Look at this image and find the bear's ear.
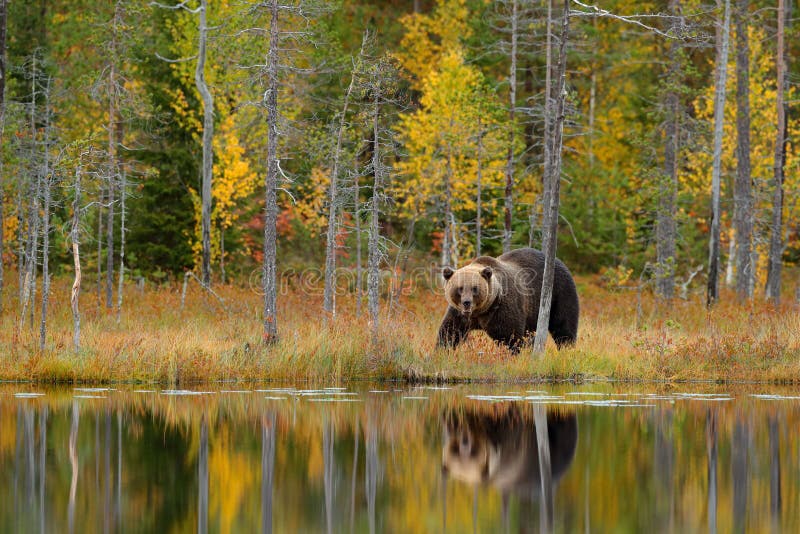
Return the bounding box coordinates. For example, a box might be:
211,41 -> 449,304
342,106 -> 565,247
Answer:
442,267 -> 454,281
480,267 -> 492,281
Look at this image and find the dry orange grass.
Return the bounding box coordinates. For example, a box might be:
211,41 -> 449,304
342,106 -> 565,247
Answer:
1,272 -> 799,383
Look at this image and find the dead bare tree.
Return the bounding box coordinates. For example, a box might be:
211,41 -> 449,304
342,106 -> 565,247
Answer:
363,54 -> 399,351
38,77 -> 54,350
116,165 -> 126,323
706,0 -> 731,308
324,32 -> 367,319
19,55 -> 44,335
71,166 -> 83,352
502,0 -> 518,253
765,0 -> 787,303
533,0 -> 570,355
262,0 -> 281,343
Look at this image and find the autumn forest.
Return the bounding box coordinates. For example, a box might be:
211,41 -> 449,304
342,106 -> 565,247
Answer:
0,0 -> 798,380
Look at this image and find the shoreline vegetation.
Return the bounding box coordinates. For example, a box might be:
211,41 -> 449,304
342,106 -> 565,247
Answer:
2,270 -> 799,385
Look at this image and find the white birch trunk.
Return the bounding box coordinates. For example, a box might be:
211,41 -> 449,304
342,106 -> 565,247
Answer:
706,0 -> 731,307
197,0 -> 214,287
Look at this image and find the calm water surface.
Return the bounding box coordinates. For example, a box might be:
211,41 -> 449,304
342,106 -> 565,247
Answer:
1,383 -> 799,533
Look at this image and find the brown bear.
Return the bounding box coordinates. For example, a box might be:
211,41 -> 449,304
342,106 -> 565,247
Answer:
437,247 -> 579,352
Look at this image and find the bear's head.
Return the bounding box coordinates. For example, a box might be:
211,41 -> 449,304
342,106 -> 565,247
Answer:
441,412 -> 499,484
442,263 -> 498,316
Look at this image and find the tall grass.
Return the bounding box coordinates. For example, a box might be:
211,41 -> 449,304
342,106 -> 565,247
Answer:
1,272 -> 799,383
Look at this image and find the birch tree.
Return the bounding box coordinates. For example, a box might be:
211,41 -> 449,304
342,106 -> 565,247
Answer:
765,0 -> 787,303
733,0 -> 752,301
706,0 -> 731,308
533,0 -> 569,355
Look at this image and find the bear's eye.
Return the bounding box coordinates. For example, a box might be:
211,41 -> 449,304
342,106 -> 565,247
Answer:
455,288 -> 462,296
472,286 -> 478,294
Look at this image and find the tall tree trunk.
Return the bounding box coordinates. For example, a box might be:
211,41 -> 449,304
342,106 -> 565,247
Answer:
39,85 -> 52,351
20,58 -> 41,333
262,0 -> 280,342
97,186 -> 103,307
0,0 -> 7,314
541,0 -> 553,242
656,0 -> 681,301
116,166 -> 126,323
503,0 -> 518,253
707,0 -> 731,308
355,172 -> 362,316
442,121 -> 454,267
367,83 -> 382,349
476,120 -> 484,256
734,0 -> 752,301
71,168 -> 82,352
765,0 -> 787,302
197,0 -> 214,287
106,3 -> 120,311
533,0 -> 569,355
324,34 -> 363,318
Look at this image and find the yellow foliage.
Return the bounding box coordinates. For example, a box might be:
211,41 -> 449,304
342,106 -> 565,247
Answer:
395,47 -> 512,253
191,113 -> 260,267
395,0 -> 473,90
292,167 -> 331,238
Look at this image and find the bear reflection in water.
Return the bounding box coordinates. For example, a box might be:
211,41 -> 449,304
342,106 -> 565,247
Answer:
441,404 -> 577,499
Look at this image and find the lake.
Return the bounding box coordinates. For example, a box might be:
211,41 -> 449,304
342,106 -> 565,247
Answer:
1,383 -> 797,532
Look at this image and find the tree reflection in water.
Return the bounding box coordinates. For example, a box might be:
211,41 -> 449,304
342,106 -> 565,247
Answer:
3,387 -> 800,532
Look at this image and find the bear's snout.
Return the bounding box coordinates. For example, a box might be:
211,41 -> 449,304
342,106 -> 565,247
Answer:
462,298 -> 472,311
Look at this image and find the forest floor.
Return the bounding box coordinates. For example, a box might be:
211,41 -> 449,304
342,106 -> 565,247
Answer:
1,272 -> 799,384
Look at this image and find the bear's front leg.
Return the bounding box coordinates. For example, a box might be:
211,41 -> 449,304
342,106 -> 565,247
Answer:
485,317 -> 527,354
437,307 -> 471,348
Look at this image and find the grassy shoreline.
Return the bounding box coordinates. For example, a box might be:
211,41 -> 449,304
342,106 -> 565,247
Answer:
2,273 -> 800,384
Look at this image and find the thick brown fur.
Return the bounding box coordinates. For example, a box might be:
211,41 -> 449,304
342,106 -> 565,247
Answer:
437,248 -> 579,352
